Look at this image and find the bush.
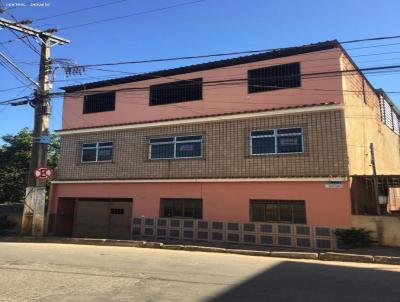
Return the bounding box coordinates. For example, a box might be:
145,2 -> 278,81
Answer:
334,228 -> 374,248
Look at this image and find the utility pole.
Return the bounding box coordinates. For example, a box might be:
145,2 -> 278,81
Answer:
0,17 -> 69,236
369,143 -> 382,215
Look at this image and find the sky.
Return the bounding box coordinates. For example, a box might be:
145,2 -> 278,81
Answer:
0,0 -> 400,138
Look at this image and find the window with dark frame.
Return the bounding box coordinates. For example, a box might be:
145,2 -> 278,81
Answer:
149,135 -> 202,159
251,127 -> 303,155
250,200 -> 306,224
83,92 -> 116,114
160,198 -> 203,219
149,78 -> 203,106
81,142 -> 113,162
248,62 -> 301,94
110,208 -> 124,215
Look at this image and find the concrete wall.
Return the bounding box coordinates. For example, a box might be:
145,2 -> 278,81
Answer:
352,215 -> 400,247
62,48 -> 343,130
340,54 -> 400,175
50,181 -> 352,228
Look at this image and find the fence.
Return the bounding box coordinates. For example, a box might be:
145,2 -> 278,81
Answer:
132,217 -> 338,250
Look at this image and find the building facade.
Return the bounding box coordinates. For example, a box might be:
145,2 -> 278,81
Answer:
48,40 -> 400,247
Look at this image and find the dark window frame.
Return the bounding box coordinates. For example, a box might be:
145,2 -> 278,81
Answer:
250,199 -> 307,224
250,127 -> 304,155
160,198 -> 203,219
248,62 -> 301,94
81,142 -> 113,163
83,92 -> 116,114
149,78 -> 203,106
149,135 -> 203,160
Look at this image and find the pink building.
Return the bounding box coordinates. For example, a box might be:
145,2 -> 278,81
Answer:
48,40 -> 400,249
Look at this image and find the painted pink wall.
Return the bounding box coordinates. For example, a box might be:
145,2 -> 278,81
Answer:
62,48 -> 343,130
50,180 -> 352,227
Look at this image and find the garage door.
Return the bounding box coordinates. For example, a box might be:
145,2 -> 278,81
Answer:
73,198 -> 132,239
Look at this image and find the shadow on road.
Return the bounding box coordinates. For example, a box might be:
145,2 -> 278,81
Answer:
208,261 -> 400,302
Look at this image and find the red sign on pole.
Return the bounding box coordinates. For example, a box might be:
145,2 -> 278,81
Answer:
34,167 -> 52,179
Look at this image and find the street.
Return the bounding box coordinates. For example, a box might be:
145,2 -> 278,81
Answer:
0,243 -> 399,301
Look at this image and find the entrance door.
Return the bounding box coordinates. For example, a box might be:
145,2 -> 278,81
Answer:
72,198 -> 132,239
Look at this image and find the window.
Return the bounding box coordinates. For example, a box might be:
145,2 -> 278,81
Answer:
83,92 -> 115,114
251,127 -> 303,155
149,78 -> 203,106
160,198 -> 202,219
150,135 -> 202,159
110,208 -> 124,215
248,62 -> 301,94
250,200 -> 306,224
81,142 -> 113,162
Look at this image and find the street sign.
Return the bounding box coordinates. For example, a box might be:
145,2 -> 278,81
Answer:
34,167 -> 52,179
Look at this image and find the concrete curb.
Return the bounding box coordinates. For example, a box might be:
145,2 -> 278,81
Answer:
1,236 -> 398,265
319,252 -> 374,263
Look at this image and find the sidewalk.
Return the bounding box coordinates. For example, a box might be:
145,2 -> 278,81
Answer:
1,236 -> 399,265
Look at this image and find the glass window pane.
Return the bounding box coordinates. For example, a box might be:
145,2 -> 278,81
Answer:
176,135 -> 202,142
98,142 -> 113,147
279,204 -> 293,223
82,143 -> 97,148
98,147 -> 113,161
251,203 -> 265,221
251,130 -> 274,137
277,128 -> 302,135
150,137 -> 174,143
265,203 -> 279,222
252,137 -> 275,154
277,135 -> 303,153
82,148 -> 97,162
151,144 -> 174,159
293,203 -> 307,224
176,142 -> 201,158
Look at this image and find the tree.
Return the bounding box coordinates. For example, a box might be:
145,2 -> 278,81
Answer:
0,128 -> 59,204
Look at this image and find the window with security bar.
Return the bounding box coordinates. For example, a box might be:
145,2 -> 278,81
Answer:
160,198 -> 203,219
248,62 -> 301,93
149,78 -> 203,106
250,200 -> 306,224
81,142 -> 113,162
149,135 -> 202,159
83,92 -> 115,114
250,127 -> 303,155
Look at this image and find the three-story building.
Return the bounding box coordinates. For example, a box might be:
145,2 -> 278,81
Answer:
48,40 -> 400,247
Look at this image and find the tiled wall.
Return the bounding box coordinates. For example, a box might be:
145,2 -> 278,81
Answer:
57,109 -> 348,180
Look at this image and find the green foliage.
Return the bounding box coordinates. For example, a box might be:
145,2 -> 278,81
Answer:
334,228 -> 374,248
0,128 -> 59,204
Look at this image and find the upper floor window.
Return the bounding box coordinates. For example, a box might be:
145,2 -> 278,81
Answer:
81,142 -> 113,163
149,135 -> 202,160
251,127 -> 303,155
160,198 -> 203,219
149,78 -> 203,106
248,62 -> 301,94
83,92 -> 115,114
250,199 -> 306,224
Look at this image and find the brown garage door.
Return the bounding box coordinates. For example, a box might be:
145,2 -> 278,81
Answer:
73,198 -> 132,239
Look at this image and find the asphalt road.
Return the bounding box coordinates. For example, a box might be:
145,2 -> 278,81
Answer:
0,243 -> 399,302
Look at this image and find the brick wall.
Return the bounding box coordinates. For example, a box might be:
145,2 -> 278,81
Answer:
57,109 -> 348,180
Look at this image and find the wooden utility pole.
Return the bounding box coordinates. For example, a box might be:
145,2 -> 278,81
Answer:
369,143 -> 382,215
0,17 -> 69,236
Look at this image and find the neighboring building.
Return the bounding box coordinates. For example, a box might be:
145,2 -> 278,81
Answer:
48,40 -> 400,248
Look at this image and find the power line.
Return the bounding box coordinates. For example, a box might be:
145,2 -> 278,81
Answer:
33,0 -> 130,22
57,0 -> 207,31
